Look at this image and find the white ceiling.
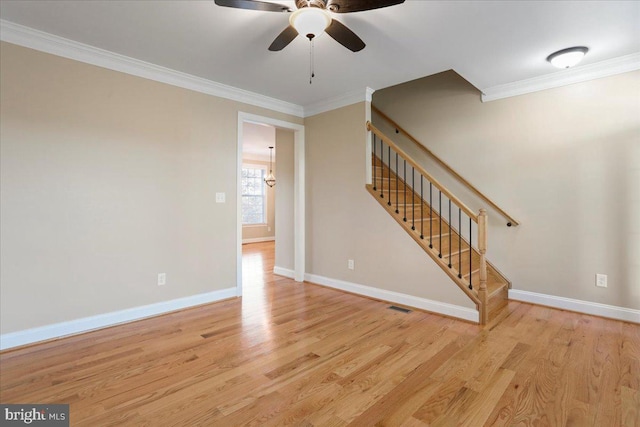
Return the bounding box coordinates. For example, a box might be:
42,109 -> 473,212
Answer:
243,122 -> 276,161
1,0 -> 638,109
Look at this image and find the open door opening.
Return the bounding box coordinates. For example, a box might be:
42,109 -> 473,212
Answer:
237,113 -> 305,297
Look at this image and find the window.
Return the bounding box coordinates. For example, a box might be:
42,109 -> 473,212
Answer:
242,166 -> 267,224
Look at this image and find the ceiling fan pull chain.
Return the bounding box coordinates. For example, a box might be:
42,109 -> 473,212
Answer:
309,38 -> 315,84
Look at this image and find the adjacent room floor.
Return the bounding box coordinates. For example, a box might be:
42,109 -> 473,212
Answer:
1,241 -> 638,426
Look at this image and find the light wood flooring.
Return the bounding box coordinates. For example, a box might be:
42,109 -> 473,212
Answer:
1,241 -> 638,426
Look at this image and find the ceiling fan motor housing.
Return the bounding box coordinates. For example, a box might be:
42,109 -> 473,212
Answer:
295,0 -> 328,10
216,0 -> 404,52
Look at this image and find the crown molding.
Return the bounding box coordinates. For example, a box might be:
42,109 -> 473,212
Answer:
365,87 -> 375,102
303,86 -> 375,117
0,19 -> 305,117
481,52 -> 640,102
5,19 -> 636,114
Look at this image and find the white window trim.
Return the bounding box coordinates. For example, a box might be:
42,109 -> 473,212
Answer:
241,163 -> 268,225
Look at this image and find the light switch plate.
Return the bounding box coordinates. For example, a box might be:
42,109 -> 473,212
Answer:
596,273 -> 607,288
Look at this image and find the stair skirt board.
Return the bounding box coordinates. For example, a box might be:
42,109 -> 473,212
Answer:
370,154 -> 511,324
304,273 -> 479,323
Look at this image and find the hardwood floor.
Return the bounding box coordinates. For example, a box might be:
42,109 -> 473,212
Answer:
1,241 -> 638,426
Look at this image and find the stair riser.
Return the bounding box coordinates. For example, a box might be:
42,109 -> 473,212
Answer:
373,171 -> 423,195
487,286 -> 509,321
374,166 -> 432,186
372,183 -> 403,192
393,210 -> 480,277
378,198 -> 436,217
444,251 -> 480,271
376,189 -> 423,202
398,211 -> 482,285
415,220 -> 454,237
378,188 -> 457,212
429,237 -> 469,258
388,212 -> 447,233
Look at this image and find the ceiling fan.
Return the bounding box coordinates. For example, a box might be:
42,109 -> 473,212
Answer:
214,0 -> 405,52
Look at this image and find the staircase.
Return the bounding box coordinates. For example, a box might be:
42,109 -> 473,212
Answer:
366,121 -> 511,324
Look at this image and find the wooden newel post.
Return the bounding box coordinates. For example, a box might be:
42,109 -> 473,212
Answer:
478,209 -> 488,324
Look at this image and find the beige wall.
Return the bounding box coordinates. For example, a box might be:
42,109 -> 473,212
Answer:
3,38 -> 636,337
0,42 -> 302,334
241,159 -> 276,241
373,70 -> 640,310
274,129 -> 295,270
305,102 -> 475,309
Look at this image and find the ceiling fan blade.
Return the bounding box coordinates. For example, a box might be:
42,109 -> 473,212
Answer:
214,0 -> 291,12
327,0 -> 404,13
325,19 -> 365,52
268,26 -> 299,51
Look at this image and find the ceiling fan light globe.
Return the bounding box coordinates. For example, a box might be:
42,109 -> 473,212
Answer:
290,8 -> 331,39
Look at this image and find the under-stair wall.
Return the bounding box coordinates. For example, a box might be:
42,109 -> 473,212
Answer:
372,69 -> 640,318
304,102 -> 479,319
371,111 -> 488,219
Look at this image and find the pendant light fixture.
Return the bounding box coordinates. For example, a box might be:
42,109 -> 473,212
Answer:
264,146 -> 276,188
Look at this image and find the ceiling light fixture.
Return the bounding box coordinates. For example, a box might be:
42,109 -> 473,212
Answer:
290,7 -> 331,40
264,146 -> 276,188
547,46 -> 589,69
289,7 -> 331,85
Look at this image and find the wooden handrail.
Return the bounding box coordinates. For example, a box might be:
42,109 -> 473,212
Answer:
372,106 -> 520,227
367,121 -> 478,223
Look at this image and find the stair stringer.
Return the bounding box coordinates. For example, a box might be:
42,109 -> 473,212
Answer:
364,184 -> 481,309
367,158 -> 510,323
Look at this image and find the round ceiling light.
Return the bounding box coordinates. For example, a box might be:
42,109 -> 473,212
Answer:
290,7 -> 331,40
547,46 -> 589,69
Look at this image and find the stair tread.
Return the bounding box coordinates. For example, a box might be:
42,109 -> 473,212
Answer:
487,280 -> 509,296
442,247 -> 472,257
463,268 -> 480,278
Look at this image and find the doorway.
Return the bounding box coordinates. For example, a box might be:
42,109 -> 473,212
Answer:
236,112 -> 305,297
240,122 -> 277,246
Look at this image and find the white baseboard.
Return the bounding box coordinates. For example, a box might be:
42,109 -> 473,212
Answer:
304,273 -> 479,323
0,287 -> 237,351
509,289 -> 640,324
242,237 -> 275,244
273,266 -> 295,279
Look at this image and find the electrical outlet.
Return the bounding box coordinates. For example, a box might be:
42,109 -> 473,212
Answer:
215,192 -> 225,203
596,273 -> 607,288
158,273 -> 167,286
348,259 -> 355,270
